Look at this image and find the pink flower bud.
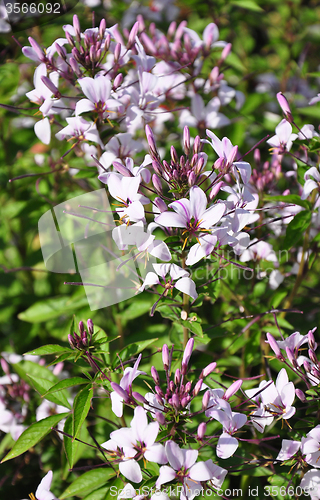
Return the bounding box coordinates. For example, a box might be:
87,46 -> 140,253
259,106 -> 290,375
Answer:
69,57 -> 82,77
167,21 -> 176,39
128,21 -> 139,47
181,338 -> 194,373
304,359 -> 311,373
172,393 -> 180,408
151,366 -> 160,385
55,43 -> 66,59
99,18 -> 106,39
308,330 -> 316,350
154,197 -> 167,213
114,43 -> 121,63
309,349 -> 318,365
0,358 -> 10,375
110,382 -> 129,402
156,394 -> 164,406
181,395 -> 190,407
169,380 -> 175,392
113,161 -> 132,177
197,422 -> 206,440
113,73 -> 123,90
152,174 -> 163,194
132,392 -> 146,404
188,171 -> 196,187
28,37 -> 45,61
155,385 -> 164,397
155,411 -> 165,425
224,379 -> 242,400
193,379 -> 203,396
183,126 -> 190,155
193,135 -> 201,155
162,344 -> 169,370
295,389 -> 306,403
73,15 -> 81,42
171,146 -> 178,164
226,145 -> 238,166
185,381 -> 192,393
209,181 -> 223,201
174,368 -> 181,385
202,362 -> 217,378
266,333 -> 284,361
202,390 -> 210,410
276,92 -> 293,123
286,347 -> 298,369
41,76 -> 60,98
79,321 -> 85,334
221,43 -> 232,62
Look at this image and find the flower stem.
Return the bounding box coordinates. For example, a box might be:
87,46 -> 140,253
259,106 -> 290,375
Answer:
182,292 -> 189,348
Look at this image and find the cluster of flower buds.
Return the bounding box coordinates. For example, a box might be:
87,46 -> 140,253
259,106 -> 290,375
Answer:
68,319 -> 94,351
149,339 -> 217,420
147,125 -> 208,195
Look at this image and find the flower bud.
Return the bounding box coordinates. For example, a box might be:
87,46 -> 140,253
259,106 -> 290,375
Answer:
66,31 -> 76,48
156,395 -> 164,406
154,197 -> 167,213
69,57 -> 82,77
73,15 -> 81,42
155,411 -> 165,425
202,390 -> 210,410
209,181 -> 223,201
295,388 -> 306,403
132,392 -> 146,404
41,76 -> 60,99
0,358 -> 9,375
113,161 -> 132,177
113,73 -> 123,90
28,37 -> 45,61
309,349 -> 318,365
90,45 -> 96,62
162,344 -> 169,370
266,333 -> 284,361
170,146 -> 178,165
184,381 -> 192,393
193,379 -> 203,396
99,18 -> 106,39
182,338 -> 194,373
169,380 -> 175,392
152,174 -> 163,194
276,92 -> 293,124
201,362 -> 217,378
308,329 -> 316,350
172,393 -> 180,408
79,321 -> 85,334
224,379 -> 242,400
114,43 -> 121,63
155,385 -> 164,397
55,43 -> 66,59
286,347 -> 298,369
151,366 -> 160,385
193,135 -> 201,155
181,395 -> 190,407
188,171 -> 196,187
128,21 -> 139,47
197,422 -> 206,440
304,359 -> 311,373
221,43 -> 232,62
183,126 -> 190,155
110,382 -> 129,402
81,330 -> 88,347
174,368 -> 181,385
87,319 -> 94,337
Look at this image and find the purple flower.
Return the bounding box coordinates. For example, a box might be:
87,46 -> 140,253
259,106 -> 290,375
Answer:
110,354 -> 145,417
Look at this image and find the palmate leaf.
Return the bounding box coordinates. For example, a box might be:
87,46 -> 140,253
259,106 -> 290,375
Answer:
1,413 -> 69,463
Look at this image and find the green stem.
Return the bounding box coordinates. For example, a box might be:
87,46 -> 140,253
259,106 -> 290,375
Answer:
182,293 -> 190,348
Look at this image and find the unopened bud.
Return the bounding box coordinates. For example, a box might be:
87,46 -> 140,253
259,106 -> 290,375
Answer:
132,392 -> 146,404
79,321 -> 85,334
295,388 -> 306,403
90,45 -> 96,62
193,378 -> 203,396
81,330 -> 88,347
154,197 -> 167,213
169,380 -> 175,392
28,37 -> 45,61
66,32 -> 75,48
162,344 -> 169,370
193,136 -> 201,155
68,333 -> 77,349
128,21 -> 139,47
304,359 -> 311,373
151,366 -> 160,385
182,338 -> 194,372
174,368 -> 181,385
152,174 -> 163,194
110,382 -> 129,402
266,333 -> 284,361
188,171 -> 196,187
114,43 -> 121,63
113,161 -> 132,177
309,349 -> 318,365
221,43 -> 232,62
181,395 -> 190,408
87,319 -> 94,336
197,422 -> 206,440
0,358 -> 9,375
183,126 -> 190,155
172,393 -> 180,408
209,181 -> 223,201
41,76 -> 60,98
73,15 -> 81,42
113,73 -> 123,90
155,411 -> 165,425
308,330 -> 316,350
202,390 -> 210,410
286,347 -> 298,369
276,92 -> 293,124
55,43 -> 66,59
201,362 -> 217,378
99,18 -> 106,39
224,379 -> 242,400
156,394 -> 164,406
185,381 -> 192,393
170,146 -> 178,164
69,57 -> 82,77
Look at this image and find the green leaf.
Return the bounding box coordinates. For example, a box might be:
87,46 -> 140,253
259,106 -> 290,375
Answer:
18,295 -> 88,323
63,414 -> 79,469
230,0 -> 263,11
72,385 -> 93,440
83,487 -> 109,500
12,360 -> 58,384
60,468 -> 115,499
264,194 -> 311,209
1,413 -> 69,462
283,210 -> 311,250
119,295 -> 154,321
27,375 -> 71,409
24,344 -> 72,356
116,339 -> 158,364
45,377 -> 90,396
